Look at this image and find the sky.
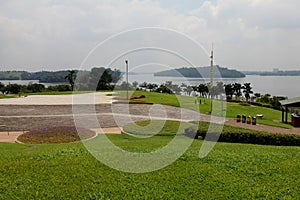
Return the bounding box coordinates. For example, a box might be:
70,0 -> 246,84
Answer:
0,0 -> 300,72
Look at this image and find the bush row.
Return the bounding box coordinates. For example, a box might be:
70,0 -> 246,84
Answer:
185,123 -> 300,146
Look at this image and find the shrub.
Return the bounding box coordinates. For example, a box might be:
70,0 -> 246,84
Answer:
184,127 -> 198,139
185,122 -> 300,146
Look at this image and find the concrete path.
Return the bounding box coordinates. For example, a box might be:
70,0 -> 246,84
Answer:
0,131 -> 23,143
0,92 -> 114,105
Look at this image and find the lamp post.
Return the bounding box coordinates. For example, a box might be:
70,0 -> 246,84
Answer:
125,60 -> 129,100
210,44 -> 214,114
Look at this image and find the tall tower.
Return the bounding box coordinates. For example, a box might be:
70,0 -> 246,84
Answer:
210,43 -> 214,90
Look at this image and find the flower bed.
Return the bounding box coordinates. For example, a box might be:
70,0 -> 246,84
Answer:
17,126 -> 96,144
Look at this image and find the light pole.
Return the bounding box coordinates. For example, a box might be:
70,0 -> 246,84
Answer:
125,60 -> 129,100
210,44 -> 214,114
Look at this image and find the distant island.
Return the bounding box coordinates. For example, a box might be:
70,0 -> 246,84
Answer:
154,65 -> 245,78
0,68 -> 121,83
242,69 -> 300,76
0,70 -> 71,83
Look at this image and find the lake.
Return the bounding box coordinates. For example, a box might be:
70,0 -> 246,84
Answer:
123,74 -> 300,98
0,80 -> 66,87
1,75 -> 299,98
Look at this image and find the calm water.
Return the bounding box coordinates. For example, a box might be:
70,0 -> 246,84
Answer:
0,80 -> 65,87
124,74 -> 300,98
1,75 -> 300,98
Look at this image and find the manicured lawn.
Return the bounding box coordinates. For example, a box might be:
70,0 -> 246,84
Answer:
0,136 -> 299,199
0,94 -> 18,99
114,91 -> 293,128
123,120 -> 195,136
226,102 -> 291,128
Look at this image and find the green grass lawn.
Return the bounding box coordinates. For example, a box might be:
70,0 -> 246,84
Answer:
114,91 -> 293,129
123,120 -> 195,136
0,95 -> 18,99
0,136 -> 299,199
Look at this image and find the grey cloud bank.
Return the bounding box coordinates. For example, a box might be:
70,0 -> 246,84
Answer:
0,0 -> 299,72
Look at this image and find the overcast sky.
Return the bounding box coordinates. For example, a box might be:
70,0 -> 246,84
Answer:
0,0 -> 300,72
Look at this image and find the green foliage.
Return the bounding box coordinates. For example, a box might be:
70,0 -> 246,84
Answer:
0,82 -> 5,93
123,120 -> 195,136
125,91 -> 292,128
242,83 -> 253,101
154,65 -> 245,78
0,136 -> 299,199
185,121 -> 300,146
89,67 -> 113,90
0,68 -> 122,85
5,83 -> 23,94
64,70 -> 77,90
155,85 -> 173,94
0,71 -> 22,80
27,83 -> 45,93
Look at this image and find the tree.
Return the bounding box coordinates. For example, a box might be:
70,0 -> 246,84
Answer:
197,84 -> 208,98
242,83 -> 253,101
258,93 -> 271,104
183,85 -> 193,96
146,83 -> 158,91
6,84 -> 22,94
0,82 -> 5,94
89,67 -> 113,90
224,83 -> 234,100
110,68 -> 122,83
65,70 -> 77,90
155,85 -> 173,94
27,83 -> 45,93
132,81 -> 138,88
171,84 -> 181,94
233,83 -> 242,100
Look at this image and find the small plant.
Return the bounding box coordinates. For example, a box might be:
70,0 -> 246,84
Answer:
185,122 -> 300,146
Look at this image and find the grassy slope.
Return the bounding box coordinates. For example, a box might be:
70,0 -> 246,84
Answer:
0,136 -> 299,199
123,120 -> 195,136
121,91 -> 292,129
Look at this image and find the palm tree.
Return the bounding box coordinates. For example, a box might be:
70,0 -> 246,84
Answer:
65,70 -> 77,90
242,83 -> 253,101
233,83 -> 242,100
197,84 -> 208,98
224,83 -> 234,100
186,85 -> 193,96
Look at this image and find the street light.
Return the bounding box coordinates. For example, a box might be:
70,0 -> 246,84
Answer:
125,60 -> 129,100
210,44 -> 214,114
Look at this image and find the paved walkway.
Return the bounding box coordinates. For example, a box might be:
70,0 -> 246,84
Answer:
0,92 -> 115,105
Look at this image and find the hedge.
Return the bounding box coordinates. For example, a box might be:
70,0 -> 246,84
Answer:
184,123 -> 300,146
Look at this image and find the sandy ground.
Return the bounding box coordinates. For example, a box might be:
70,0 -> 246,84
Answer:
0,92 -> 114,105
